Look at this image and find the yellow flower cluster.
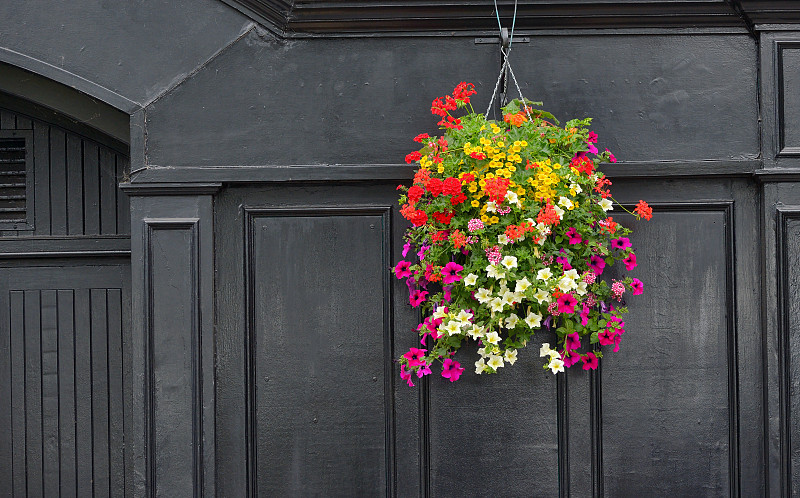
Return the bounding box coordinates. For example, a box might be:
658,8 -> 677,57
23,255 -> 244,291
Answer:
526,159 -> 561,201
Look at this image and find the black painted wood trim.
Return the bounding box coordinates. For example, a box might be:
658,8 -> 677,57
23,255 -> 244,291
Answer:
0,236 -> 130,256
128,160 -> 761,184
775,205 -> 800,498
242,205 -> 397,497
120,182 -> 222,196
775,41 -> 800,158
222,0 -> 753,37
143,218 -> 203,497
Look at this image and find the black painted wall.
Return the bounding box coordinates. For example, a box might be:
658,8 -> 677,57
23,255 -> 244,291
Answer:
2,1 -> 800,496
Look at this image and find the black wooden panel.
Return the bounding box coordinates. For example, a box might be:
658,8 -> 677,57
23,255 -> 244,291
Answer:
0,104 -> 130,237
778,43 -> 800,157
246,209 -> 391,495
0,263 -> 129,497
602,205 -> 734,495
145,220 -> 202,497
427,341 -> 560,497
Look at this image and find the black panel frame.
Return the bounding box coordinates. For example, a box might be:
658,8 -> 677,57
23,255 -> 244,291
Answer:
0,130 -> 33,231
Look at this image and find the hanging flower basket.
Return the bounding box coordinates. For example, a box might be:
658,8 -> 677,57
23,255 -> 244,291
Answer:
395,82 -> 653,385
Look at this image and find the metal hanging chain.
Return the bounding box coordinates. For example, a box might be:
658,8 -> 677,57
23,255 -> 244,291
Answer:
484,0 -> 532,121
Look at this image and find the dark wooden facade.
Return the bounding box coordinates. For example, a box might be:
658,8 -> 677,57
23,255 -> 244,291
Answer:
1,1 -> 799,496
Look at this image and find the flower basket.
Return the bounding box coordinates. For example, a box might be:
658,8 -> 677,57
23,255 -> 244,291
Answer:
395,82 -> 652,385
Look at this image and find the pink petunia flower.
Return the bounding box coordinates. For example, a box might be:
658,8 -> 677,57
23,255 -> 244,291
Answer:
588,255 -> 606,275
443,286 -> 453,302
587,142 -> 598,154
566,227 -> 583,245
598,329 -> 616,347
400,364 -> 415,387
558,294 -> 578,315
587,131 -> 598,143
441,262 -> 464,285
403,347 -> 427,367
605,149 -> 617,163
395,260 -> 412,279
581,352 -> 599,370
631,278 -> 644,295
562,350 -> 581,367
416,364 -> 432,378
580,304 -> 591,326
624,252 -> 637,271
409,289 -> 428,307
441,358 -> 464,382
611,237 -> 632,251
565,331 -> 581,351
402,242 -> 412,258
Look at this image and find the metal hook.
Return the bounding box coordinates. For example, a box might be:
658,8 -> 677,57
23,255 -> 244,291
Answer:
499,27 -> 510,108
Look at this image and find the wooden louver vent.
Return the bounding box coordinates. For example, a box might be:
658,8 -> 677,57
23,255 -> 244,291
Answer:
0,137 -> 27,224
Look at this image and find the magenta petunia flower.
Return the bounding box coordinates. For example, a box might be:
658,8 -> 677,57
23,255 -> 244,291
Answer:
587,142 -> 598,154
402,242 -> 412,258
597,329 -> 616,347
556,255 -> 572,270
605,149 -> 617,163
395,260 -> 412,279
443,286 -> 452,302
400,364 -> 415,387
441,262 -> 464,285
623,252 -> 637,271
611,237 -> 632,251
587,131 -> 598,143
562,350 -> 581,367
417,244 -> 430,260
566,227 -> 583,245
409,289 -> 428,307
416,364 -> 432,378
558,294 -> 578,314
441,358 -> 464,382
631,278 -> 644,295
403,347 -> 427,367
564,331 -> 581,351
581,352 -> 599,370
588,255 -> 606,275
580,304 -> 590,326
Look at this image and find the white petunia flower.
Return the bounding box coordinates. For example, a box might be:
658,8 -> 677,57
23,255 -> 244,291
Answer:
558,276 -> 577,292
525,312 -> 543,329
515,277 -> 532,293
502,290 -> 516,306
512,291 -> 525,302
455,310 -> 473,323
537,268 -> 552,281
576,281 -> 588,296
505,191 -> 519,204
497,234 -> 510,245
504,349 -> 518,365
558,196 -> 573,210
548,358 -> 565,374
475,288 -> 492,303
468,324 -> 484,340
569,183 -> 583,195
477,347 -> 488,358
599,198 -> 613,212
564,269 -> 579,281
485,331 -> 501,345
486,264 -> 505,279
445,320 -> 462,336
433,306 -> 449,320
533,289 -> 551,304
501,255 -> 518,270
540,343 -> 553,357
504,314 -> 520,329
489,298 -> 505,313
485,201 -> 498,213
475,358 -> 487,374
487,355 -> 505,370
464,273 -> 478,286
553,205 -> 565,219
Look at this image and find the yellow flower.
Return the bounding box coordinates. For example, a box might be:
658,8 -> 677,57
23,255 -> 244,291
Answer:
481,214 -> 489,222
468,184 -> 478,193
520,140 -> 528,147
437,165 -> 445,174
497,141 -> 505,148
490,216 -> 500,224
471,200 -> 480,207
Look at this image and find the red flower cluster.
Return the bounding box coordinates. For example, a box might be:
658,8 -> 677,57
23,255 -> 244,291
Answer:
400,203 -> 427,226
634,200 -> 653,220
504,221 -> 535,242
405,151 -> 422,164
594,175 -> 612,198
431,95 -> 457,117
571,156 -> 595,176
413,133 -> 431,143
407,185 -> 424,203
483,177 -> 511,203
452,82 -> 476,103
537,202 -> 561,226
432,210 -> 454,225
450,229 -> 467,249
